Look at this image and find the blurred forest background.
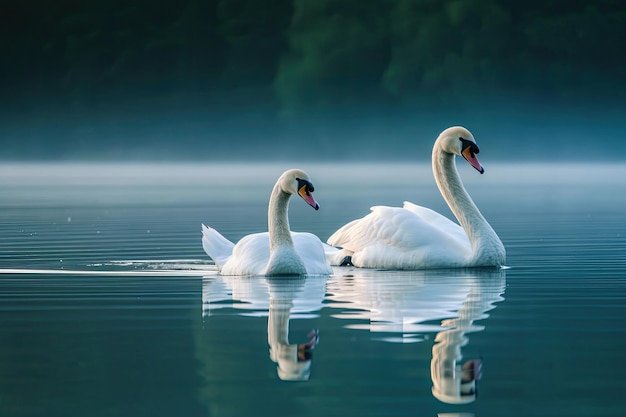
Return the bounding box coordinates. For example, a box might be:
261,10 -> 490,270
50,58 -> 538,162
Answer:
1,0 -> 624,160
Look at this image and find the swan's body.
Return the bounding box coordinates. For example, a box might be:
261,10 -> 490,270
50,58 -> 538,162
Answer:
327,126 -> 505,269
202,169 -> 332,276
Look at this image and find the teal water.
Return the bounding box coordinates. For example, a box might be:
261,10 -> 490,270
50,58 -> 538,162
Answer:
1,162 -> 625,417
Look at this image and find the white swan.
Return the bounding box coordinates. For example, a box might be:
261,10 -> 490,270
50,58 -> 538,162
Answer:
202,169 -> 333,276
326,126 -> 505,269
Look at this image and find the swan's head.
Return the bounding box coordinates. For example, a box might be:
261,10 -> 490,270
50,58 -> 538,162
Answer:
437,126 -> 484,174
280,169 -> 320,210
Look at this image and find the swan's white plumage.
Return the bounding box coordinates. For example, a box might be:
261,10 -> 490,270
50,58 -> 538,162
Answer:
327,126 -> 505,269
202,228 -> 332,276
201,225 -> 235,267
327,202 -> 471,269
202,169 -> 332,276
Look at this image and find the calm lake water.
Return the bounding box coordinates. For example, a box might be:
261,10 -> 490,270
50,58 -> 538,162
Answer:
1,162 -> 625,417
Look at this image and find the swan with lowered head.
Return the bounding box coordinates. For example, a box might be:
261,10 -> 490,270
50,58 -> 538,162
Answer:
326,126 -> 505,269
202,169 -> 333,276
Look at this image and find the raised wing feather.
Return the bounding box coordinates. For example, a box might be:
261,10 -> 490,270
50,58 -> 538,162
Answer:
202,224 -> 236,269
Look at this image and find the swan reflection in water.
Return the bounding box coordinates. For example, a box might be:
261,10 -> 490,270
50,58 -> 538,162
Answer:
202,274 -> 328,381
326,267 -> 506,404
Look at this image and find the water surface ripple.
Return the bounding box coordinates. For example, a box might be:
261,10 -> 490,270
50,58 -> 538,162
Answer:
1,162 -> 625,417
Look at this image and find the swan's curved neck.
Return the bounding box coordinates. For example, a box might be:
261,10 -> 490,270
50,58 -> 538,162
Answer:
432,144 -> 502,264
268,183 -> 294,250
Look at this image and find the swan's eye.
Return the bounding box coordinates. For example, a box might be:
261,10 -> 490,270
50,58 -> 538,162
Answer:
296,178 -> 314,196
459,138 -> 480,156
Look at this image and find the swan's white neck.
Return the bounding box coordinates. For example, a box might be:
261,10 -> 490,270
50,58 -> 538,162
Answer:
266,182 -> 306,275
268,183 -> 294,250
432,144 -> 504,266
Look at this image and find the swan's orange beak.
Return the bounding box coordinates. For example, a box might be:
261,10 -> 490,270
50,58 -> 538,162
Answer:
462,146 -> 485,174
298,184 -> 319,210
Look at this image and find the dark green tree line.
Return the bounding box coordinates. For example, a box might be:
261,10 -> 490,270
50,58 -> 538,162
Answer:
2,0 -> 625,113
0,0 -> 624,158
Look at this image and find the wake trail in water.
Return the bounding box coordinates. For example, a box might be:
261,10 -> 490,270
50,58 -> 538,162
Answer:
0,259 -> 218,276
